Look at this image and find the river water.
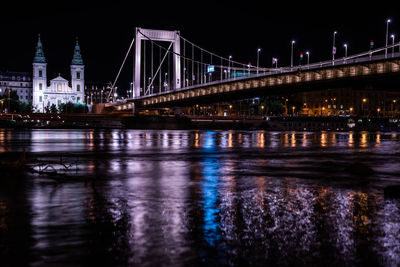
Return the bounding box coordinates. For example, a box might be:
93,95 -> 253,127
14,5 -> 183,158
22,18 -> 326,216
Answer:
0,129 -> 400,266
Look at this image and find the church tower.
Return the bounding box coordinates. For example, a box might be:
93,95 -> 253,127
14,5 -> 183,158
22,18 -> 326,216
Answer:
70,38 -> 84,104
32,34 -> 47,112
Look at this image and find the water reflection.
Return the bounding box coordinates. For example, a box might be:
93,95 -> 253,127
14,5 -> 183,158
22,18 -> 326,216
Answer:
0,129 -> 400,266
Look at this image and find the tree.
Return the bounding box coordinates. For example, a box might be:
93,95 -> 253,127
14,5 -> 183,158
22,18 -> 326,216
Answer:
50,104 -> 58,114
58,103 -> 66,114
44,105 -> 51,113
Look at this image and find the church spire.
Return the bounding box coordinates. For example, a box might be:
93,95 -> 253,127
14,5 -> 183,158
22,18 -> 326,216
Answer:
33,34 -> 46,63
71,37 -> 83,65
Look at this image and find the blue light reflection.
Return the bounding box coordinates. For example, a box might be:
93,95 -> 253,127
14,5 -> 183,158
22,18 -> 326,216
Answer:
200,132 -> 221,247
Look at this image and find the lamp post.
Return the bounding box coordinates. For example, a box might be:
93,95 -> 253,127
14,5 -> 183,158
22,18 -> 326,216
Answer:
291,40 -> 295,70
164,72 -> 168,91
285,98 -> 288,116
305,51 -> 310,69
130,82 -> 133,98
332,31 -> 337,65
256,48 -> 261,74
272,57 -> 278,68
343,43 -> 348,63
393,99 -> 397,116
228,55 -> 232,79
391,34 -> 395,57
386,19 -> 391,58
362,98 -> 367,116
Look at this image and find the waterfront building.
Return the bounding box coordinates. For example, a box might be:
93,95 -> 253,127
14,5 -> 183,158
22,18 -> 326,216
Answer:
293,88 -> 400,117
32,35 -> 85,112
0,71 -> 33,102
84,82 -> 112,104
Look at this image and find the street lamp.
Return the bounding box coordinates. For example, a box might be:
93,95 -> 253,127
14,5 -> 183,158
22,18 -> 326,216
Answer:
256,48 -> 261,74
228,55 -> 232,79
391,34 -> 395,57
332,31 -> 338,65
362,98 -> 367,116
272,57 -> 278,68
291,40 -> 295,70
305,51 -> 310,68
386,19 -> 391,58
343,43 -> 348,62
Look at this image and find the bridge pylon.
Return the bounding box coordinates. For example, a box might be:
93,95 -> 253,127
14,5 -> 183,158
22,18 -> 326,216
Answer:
134,27 -> 181,98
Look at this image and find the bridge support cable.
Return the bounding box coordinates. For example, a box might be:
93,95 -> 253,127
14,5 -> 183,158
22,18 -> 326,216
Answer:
151,41 -> 154,94
200,49 -> 203,84
108,36 -> 135,102
146,42 -> 173,95
143,40 -> 146,95
159,46 -> 162,92
192,44 -> 194,86
183,39 -> 185,87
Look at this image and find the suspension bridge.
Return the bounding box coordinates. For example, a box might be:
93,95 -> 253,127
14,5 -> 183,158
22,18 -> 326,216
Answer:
108,27 -> 400,112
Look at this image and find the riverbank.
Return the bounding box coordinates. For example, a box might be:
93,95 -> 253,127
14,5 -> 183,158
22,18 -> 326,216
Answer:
122,115 -> 400,131
1,113 -> 400,131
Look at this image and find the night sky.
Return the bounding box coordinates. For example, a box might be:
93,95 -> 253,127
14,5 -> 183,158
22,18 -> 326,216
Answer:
0,0 -> 395,92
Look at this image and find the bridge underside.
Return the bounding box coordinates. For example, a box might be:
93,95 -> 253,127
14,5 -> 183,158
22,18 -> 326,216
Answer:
115,58 -> 400,110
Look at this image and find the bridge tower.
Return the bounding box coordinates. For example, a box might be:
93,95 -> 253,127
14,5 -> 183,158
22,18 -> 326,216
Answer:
134,27 -> 181,98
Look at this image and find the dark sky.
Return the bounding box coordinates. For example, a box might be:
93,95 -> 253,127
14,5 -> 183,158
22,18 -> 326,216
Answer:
0,0 -> 396,91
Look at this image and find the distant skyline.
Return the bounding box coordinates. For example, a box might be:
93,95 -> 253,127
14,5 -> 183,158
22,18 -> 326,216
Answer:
0,0 -> 396,92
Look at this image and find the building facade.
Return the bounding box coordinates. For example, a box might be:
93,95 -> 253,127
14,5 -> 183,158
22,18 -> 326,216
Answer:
0,71 -> 33,102
84,82 -> 112,105
32,35 -> 85,112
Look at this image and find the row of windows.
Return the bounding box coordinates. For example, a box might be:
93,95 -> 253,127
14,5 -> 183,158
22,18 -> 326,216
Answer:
38,83 -> 80,91
0,82 -> 31,87
39,96 -> 81,103
0,75 -> 31,81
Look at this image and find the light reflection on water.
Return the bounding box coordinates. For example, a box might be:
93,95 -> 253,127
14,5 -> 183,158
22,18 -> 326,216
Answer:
0,129 -> 400,266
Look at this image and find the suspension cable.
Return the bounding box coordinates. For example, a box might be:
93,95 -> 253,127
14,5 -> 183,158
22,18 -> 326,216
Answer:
108,36 -> 135,102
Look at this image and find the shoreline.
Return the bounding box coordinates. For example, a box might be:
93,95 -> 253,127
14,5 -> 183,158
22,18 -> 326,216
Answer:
0,114 -> 399,132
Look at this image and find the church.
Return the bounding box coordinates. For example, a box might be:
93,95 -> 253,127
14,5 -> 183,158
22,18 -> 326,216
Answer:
32,35 -> 85,112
